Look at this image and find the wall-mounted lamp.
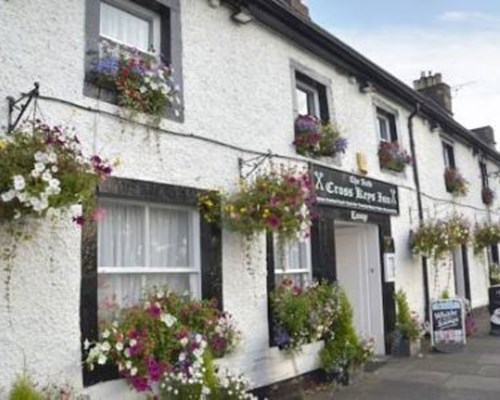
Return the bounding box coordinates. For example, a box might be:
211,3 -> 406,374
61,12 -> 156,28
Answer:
232,7 -> 253,24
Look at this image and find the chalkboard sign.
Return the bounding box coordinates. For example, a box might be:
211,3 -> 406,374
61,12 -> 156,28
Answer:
430,299 -> 466,353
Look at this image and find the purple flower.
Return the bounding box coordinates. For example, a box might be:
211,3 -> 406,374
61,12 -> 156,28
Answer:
130,376 -> 149,392
92,56 -> 120,77
147,357 -> 162,381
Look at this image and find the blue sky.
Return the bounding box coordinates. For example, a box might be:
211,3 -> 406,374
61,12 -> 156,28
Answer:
304,1 -> 500,136
307,0 -> 500,31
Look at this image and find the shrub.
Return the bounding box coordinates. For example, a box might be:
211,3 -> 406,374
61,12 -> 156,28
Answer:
378,141 -> 411,172
394,290 -> 420,341
444,167 -> 468,196
293,115 -> 347,157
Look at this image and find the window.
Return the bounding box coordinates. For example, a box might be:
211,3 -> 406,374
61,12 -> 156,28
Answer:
81,178 -> 221,387
376,107 -> 397,142
274,237 -> 312,288
442,141 -> 456,169
296,81 -> 320,117
480,161 -> 489,188
84,0 -> 183,121
294,71 -> 329,120
100,0 -> 161,53
97,199 -> 200,318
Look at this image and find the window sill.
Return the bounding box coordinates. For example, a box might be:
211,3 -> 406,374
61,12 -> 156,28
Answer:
83,79 -> 184,123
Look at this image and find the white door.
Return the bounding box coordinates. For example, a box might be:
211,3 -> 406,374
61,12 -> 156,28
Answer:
335,222 -> 385,355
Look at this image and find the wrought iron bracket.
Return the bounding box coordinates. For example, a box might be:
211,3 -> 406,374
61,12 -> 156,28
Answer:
6,82 -> 40,133
238,150 -> 273,180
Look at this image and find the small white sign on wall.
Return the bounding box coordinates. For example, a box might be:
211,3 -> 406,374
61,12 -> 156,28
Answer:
384,253 -> 396,282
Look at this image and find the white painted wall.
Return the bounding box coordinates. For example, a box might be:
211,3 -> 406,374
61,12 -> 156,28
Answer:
0,0 -> 498,396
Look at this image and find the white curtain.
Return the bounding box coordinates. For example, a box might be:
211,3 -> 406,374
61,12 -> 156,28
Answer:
97,202 -> 194,318
100,2 -> 150,51
149,208 -> 189,267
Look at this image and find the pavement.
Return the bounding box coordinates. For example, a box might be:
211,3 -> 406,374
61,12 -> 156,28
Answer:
305,334 -> 500,400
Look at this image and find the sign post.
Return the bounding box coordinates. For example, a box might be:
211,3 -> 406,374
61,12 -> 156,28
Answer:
430,298 -> 466,353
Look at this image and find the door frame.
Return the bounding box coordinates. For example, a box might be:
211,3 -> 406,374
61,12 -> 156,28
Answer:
312,205 -> 396,355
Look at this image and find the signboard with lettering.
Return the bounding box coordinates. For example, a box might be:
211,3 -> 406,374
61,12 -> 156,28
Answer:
312,165 -> 399,215
430,299 -> 466,353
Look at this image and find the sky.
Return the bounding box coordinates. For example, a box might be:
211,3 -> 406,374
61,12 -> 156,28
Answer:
305,0 -> 500,137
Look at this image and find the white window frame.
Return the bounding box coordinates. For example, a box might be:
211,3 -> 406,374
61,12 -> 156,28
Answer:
442,140 -> 455,169
377,112 -> 391,143
274,237 -> 312,287
97,198 -> 202,299
296,80 -> 320,117
99,0 -> 161,55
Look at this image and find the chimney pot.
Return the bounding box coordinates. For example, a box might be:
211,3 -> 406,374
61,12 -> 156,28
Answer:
413,71 -> 453,114
471,126 -> 496,148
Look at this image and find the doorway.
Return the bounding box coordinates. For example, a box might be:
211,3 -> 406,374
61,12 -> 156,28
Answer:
334,221 -> 385,355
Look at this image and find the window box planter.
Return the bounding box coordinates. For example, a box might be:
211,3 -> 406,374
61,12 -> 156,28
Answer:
89,39 -> 181,118
444,167 -> 468,196
293,115 -> 347,158
391,330 -> 421,357
482,187 -> 495,206
378,141 -> 411,173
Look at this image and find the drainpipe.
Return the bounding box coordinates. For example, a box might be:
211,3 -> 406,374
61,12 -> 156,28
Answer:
407,103 -> 430,321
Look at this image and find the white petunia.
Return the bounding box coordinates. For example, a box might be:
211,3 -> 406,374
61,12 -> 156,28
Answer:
1,190 -> 16,202
41,170 -> 52,182
115,342 -> 124,351
31,169 -> 41,178
102,329 -> 110,339
129,338 -> 137,347
47,152 -> 57,163
125,360 -> 132,370
178,352 -> 186,362
101,342 -> 111,352
34,151 -> 48,163
16,192 -> 28,203
161,313 -> 177,328
34,162 -> 45,173
124,348 -> 131,358
130,367 -> 138,376
180,337 -> 189,347
13,175 -> 26,191
83,339 -> 91,350
51,166 -> 58,173
97,353 -> 107,365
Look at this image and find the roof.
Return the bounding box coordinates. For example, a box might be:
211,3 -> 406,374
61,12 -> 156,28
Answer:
225,0 -> 500,163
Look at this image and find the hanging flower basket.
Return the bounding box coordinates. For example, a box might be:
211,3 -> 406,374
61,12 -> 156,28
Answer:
444,167 -> 468,196
482,187 -> 495,206
90,39 -> 181,118
198,168 -> 316,240
0,122 -> 113,224
293,115 -> 347,158
473,222 -> 500,255
411,214 -> 470,260
378,141 -> 411,172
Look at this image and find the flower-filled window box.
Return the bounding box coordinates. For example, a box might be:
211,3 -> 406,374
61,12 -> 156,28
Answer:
378,141 -> 411,173
482,186 -> 495,206
89,39 -> 181,118
198,168 -> 316,240
85,288 -> 253,398
293,115 -> 347,158
444,167 -> 468,196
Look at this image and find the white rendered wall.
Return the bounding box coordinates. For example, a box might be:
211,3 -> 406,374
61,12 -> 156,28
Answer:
0,0 -> 498,396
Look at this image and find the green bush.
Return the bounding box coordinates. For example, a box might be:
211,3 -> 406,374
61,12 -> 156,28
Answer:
8,374 -> 43,400
394,290 -> 420,341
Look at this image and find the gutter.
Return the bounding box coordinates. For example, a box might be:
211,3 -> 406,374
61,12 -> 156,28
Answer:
231,0 -> 500,164
408,103 -> 430,321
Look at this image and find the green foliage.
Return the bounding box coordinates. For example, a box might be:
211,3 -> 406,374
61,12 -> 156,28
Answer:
394,290 -> 420,341
319,289 -> 373,373
271,280 -> 338,350
8,374 -> 43,400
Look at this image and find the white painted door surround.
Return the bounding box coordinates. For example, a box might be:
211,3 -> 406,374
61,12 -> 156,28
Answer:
335,221 -> 385,355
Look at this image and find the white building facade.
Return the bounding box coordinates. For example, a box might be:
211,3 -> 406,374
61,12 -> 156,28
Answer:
0,0 -> 499,398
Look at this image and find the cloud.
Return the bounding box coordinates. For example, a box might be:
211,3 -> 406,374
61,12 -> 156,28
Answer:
438,11 -> 493,22
331,27 -> 500,138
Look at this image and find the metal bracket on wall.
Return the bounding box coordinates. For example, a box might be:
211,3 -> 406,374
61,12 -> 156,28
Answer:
6,82 -> 40,134
238,150 -> 273,180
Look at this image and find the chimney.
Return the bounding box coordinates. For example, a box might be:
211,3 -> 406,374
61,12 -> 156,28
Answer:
471,126 -> 496,148
283,0 -> 310,19
413,71 -> 453,114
